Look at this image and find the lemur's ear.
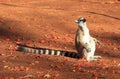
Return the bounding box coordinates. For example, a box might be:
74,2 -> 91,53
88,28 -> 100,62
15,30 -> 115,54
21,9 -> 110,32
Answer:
82,18 -> 86,22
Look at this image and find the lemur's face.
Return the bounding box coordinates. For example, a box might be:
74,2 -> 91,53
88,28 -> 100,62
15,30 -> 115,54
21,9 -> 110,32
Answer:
74,17 -> 86,26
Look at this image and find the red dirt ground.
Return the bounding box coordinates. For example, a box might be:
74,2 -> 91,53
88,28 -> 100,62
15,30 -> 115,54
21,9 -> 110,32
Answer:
0,0 -> 120,79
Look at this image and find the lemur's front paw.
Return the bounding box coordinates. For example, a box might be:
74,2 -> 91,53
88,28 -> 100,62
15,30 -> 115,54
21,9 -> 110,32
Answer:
86,48 -> 91,53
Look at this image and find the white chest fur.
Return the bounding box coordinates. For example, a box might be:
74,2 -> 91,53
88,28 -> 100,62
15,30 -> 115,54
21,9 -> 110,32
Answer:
77,29 -> 90,44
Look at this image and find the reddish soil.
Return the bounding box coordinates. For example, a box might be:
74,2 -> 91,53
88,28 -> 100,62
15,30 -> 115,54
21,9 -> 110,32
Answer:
0,0 -> 120,79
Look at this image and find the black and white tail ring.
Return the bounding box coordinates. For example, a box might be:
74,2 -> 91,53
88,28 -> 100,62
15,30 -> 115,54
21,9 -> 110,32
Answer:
17,44 -> 80,59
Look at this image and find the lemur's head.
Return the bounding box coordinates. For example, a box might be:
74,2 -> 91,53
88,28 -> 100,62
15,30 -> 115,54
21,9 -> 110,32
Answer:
74,17 -> 86,27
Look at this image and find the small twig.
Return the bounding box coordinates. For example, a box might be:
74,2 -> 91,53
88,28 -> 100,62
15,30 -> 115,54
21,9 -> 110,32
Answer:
20,74 -> 33,79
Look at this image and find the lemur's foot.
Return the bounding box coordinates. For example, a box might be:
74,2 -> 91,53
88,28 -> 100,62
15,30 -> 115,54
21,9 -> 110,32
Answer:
87,56 -> 102,61
93,56 -> 102,59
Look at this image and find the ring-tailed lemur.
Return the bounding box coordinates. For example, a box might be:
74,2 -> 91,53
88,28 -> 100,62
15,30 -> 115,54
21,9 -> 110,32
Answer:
75,17 -> 101,61
17,44 -> 80,58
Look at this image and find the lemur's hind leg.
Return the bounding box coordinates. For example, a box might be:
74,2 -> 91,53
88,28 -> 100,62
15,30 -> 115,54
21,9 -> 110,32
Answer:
82,49 -> 101,61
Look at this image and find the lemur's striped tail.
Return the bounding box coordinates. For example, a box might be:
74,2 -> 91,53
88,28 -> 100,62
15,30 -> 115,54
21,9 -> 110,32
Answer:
17,44 -> 80,59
